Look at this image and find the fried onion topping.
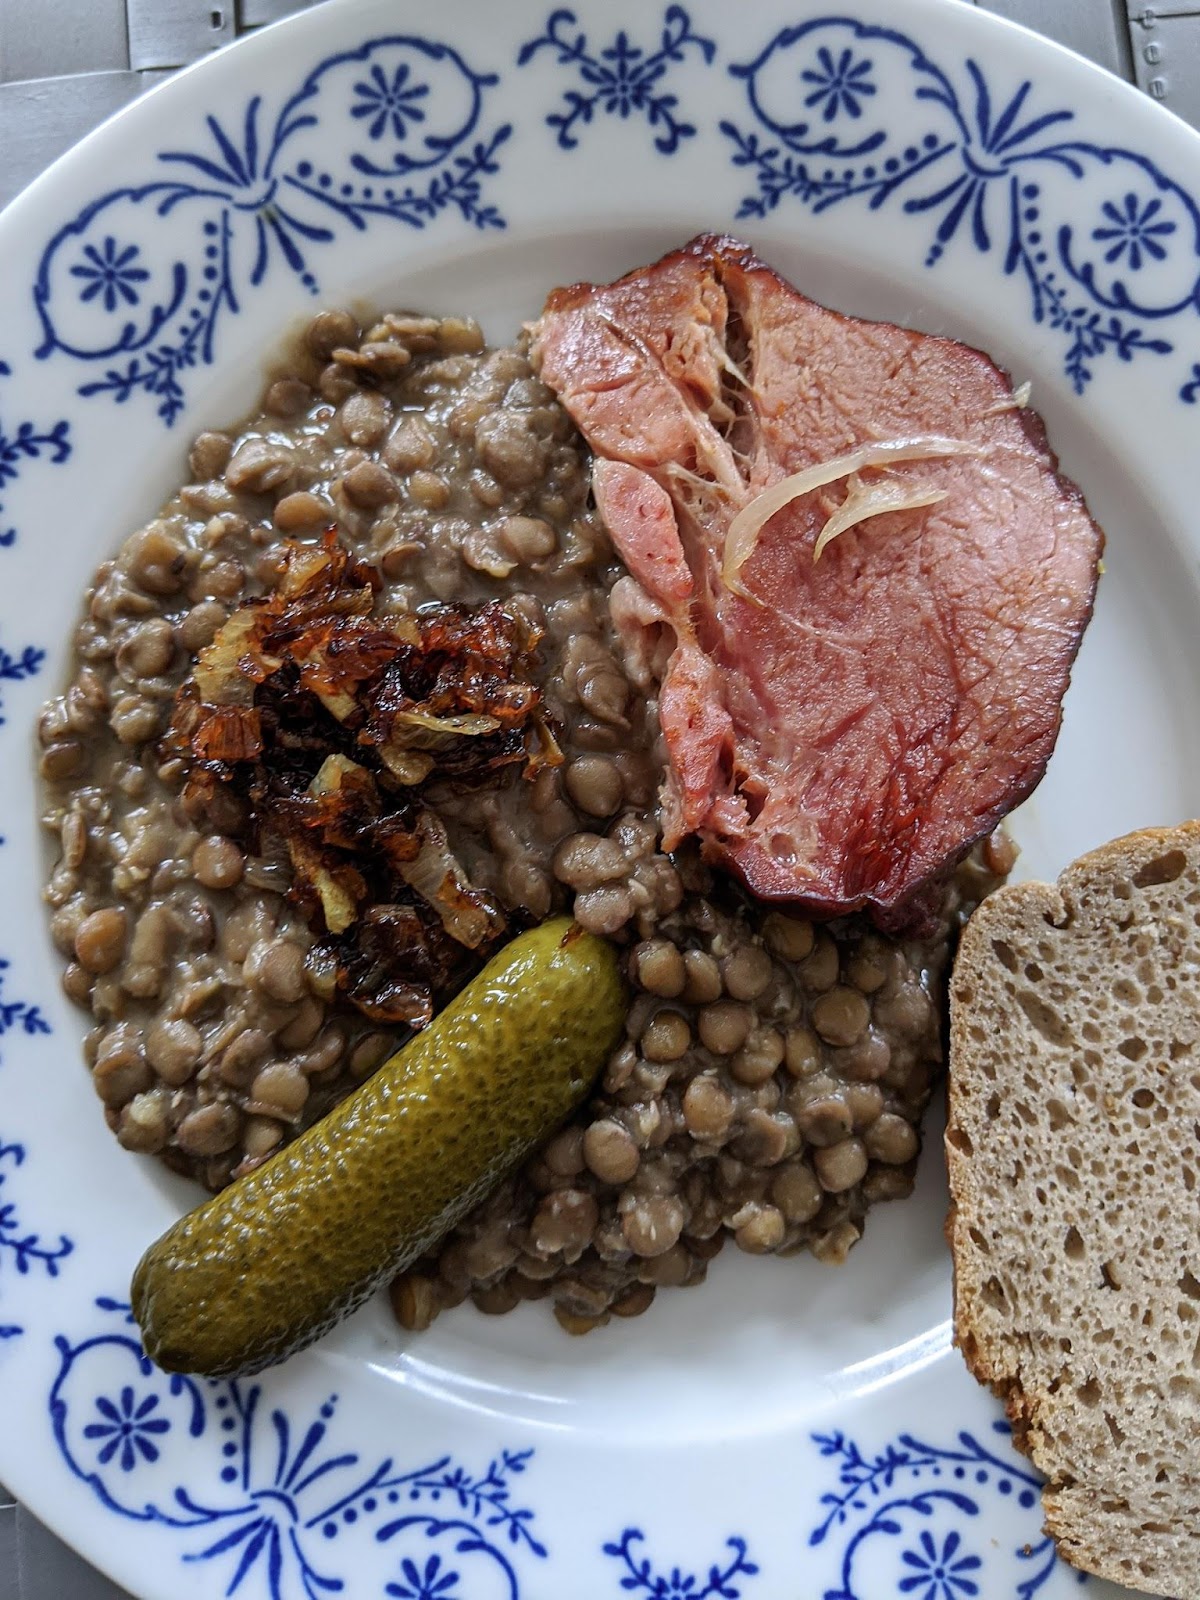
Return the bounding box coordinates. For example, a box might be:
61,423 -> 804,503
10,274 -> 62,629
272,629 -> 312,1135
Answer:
164,531 -> 561,1026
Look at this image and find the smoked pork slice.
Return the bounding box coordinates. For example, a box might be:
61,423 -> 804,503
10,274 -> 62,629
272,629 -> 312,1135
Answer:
531,234 -> 1103,921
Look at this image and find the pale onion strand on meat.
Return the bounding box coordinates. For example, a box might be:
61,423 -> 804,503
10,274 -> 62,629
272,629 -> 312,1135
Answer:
811,474 -> 949,564
721,436 -> 982,594
982,379 -> 1033,418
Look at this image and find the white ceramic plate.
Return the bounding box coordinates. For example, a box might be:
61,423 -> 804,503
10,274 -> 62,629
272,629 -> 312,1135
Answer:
1,2 -> 1197,1595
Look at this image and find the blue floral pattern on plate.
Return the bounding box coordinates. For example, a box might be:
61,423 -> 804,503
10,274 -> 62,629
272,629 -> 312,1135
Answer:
34,35 -> 512,424
0,1141 -> 72,1340
720,16 -> 1200,394
28,13 -> 1200,414
351,61 -> 432,144
50,1300 -> 548,1598
0,958 -> 51,1063
0,358 -> 72,545
0,641 -> 44,726
809,1424 -> 1088,1598
517,6 -> 716,153
801,44 -> 878,123
0,595 -> 58,1338
602,1528 -> 758,1596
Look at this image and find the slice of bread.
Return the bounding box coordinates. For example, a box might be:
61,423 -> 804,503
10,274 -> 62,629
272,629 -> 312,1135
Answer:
947,823 -> 1200,1598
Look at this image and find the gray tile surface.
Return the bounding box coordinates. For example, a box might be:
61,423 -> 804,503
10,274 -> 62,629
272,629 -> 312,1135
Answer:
0,0 -> 1197,1596
0,1492 -> 14,1600
17,1506 -> 134,1600
1130,3 -> 1200,124
1130,0 -> 1200,15
0,70 -> 147,200
0,1506 -> 16,1600
238,0 -> 321,26
0,0 -> 127,82
125,0 -> 235,70
978,0 -> 1136,77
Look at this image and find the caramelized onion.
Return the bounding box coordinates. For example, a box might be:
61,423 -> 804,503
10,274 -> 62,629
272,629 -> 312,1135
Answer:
164,530 -> 557,1026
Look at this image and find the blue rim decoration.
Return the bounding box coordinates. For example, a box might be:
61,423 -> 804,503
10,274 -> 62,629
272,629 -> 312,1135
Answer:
719,17 -> 1200,395
43,1299 -> 1096,1600
0,641 -> 45,726
0,491 -> 57,1338
516,6 -> 717,153
0,359 -> 72,545
808,1425 -> 1088,1598
28,14 -> 1200,417
50,1301 -> 548,1599
0,959 -> 51,1063
0,1142 -> 72,1341
33,35 -> 512,425
601,1529 -> 759,1597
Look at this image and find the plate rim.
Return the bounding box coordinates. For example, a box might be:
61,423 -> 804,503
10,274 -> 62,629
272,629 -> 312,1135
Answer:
0,3 -> 1196,1595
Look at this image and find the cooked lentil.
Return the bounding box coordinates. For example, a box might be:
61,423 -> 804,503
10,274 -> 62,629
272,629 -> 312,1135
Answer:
41,305 -> 1005,1333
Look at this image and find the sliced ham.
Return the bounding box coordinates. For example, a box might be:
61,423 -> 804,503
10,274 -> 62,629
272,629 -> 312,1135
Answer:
531,234 -> 1103,922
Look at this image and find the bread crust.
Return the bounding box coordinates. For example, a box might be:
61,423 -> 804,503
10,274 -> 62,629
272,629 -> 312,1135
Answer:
947,822 -> 1200,1599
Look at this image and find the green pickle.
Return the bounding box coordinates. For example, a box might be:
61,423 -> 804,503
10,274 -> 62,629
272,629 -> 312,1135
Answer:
132,918 -> 624,1376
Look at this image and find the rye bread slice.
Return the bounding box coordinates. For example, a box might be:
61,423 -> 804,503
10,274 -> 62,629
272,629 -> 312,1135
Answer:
947,823 -> 1200,1598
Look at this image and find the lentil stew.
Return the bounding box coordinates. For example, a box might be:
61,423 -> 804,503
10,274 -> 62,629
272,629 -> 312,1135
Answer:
39,305 -> 1010,1336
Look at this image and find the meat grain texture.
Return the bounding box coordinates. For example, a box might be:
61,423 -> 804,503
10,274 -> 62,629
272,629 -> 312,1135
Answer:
532,233 -> 1104,925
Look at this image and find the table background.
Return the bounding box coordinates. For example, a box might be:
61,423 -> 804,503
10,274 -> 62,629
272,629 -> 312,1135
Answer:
1,0 -> 1197,1594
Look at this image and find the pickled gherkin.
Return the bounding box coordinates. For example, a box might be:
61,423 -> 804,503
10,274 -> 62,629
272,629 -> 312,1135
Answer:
132,919 -> 624,1376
